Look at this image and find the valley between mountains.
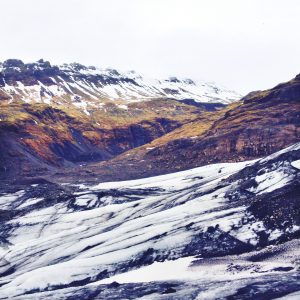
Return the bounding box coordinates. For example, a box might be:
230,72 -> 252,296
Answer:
0,59 -> 299,183
0,59 -> 300,299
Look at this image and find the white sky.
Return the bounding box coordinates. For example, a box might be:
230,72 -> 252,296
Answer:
1,0 -> 300,94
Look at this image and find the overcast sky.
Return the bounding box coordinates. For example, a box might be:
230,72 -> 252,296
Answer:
1,0 -> 300,94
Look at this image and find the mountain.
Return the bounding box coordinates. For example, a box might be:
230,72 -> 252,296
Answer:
83,73 -> 300,182
0,143 -> 299,299
0,60 -> 300,299
1,66 -> 300,183
0,59 -> 240,110
0,59 -> 242,181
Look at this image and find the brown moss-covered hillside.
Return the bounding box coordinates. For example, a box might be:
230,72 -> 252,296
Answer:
0,99 -> 205,179
73,74 -> 300,182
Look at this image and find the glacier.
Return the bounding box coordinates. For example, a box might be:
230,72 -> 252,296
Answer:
0,143 -> 299,299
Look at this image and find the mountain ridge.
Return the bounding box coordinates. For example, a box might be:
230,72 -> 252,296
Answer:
0,59 -> 241,111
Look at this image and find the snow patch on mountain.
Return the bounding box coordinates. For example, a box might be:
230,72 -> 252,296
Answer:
0,60 -> 241,110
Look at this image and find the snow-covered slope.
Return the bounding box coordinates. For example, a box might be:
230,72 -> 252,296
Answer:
0,143 -> 299,299
0,59 -> 241,108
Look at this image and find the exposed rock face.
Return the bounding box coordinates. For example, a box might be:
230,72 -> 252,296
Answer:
1,59 -> 58,87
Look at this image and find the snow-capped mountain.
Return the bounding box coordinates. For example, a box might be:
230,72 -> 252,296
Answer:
0,59 -> 241,110
0,143 -> 299,299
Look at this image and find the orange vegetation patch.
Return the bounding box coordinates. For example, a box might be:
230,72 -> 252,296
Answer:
82,130 -> 102,143
22,137 -> 56,162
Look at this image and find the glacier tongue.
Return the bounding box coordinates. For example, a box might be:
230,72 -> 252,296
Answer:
0,143 -> 299,299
